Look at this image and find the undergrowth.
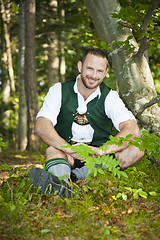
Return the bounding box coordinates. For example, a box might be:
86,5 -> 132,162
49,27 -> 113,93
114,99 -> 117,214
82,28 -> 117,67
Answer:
0,132 -> 160,239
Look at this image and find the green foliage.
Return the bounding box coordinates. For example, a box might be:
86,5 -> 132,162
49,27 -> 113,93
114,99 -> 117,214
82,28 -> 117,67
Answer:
71,143 -> 94,159
0,137 -> 6,151
141,130 -> 160,160
0,170 -> 33,211
85,155 -> 128,179
0,164 -> 10,170
124,130 -> 160,161
112,1 -> 160,46
66,132 -> 160,201
114,186 -> 150,201
101,131 -> 160,161
100,36 -> 136,54
62,142 -> 128,179
110,0 -> 160,94
0,149 -> 160,239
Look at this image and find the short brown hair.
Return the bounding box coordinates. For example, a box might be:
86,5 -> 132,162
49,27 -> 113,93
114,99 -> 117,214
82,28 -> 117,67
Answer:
81,48 -> 108,63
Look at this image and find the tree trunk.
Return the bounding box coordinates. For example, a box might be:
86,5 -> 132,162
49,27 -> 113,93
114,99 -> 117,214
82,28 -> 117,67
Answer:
57,0 -> 65,83
84,0 -> 160,135
0,25 -> 10,142
48,34 -> 59,85
25,0 -> 40,150
18,0 -> 27,151
0,0 -> 15,92
48,0 -> 66,86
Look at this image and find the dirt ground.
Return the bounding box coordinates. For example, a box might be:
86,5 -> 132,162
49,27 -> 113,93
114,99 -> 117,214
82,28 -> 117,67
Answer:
0,151 -> 43,185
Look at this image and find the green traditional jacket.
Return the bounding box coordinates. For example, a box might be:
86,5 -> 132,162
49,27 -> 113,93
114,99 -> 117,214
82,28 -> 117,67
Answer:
55,80 -> 115,147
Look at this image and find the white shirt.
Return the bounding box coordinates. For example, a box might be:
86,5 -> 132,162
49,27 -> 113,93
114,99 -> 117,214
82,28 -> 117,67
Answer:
37,75 -> 136,142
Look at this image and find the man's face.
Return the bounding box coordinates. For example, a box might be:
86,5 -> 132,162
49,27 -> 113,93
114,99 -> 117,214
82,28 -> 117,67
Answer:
78,53 -> 108,90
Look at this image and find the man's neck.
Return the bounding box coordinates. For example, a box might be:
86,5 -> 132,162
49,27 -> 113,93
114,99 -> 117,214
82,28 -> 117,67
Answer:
77,79 -> 98,101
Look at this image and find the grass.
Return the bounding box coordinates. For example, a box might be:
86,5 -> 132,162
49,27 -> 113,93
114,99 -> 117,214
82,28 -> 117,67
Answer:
0,151 -> 160,240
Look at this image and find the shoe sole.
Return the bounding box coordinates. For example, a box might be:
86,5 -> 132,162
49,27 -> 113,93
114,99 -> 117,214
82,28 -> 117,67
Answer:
29,168 -> 74,198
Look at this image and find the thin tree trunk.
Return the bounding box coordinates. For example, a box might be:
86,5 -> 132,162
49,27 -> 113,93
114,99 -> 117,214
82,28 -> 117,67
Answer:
18,0 -> 27,151
48,34 -> 59,85
25,0 -> 40,150
1,23 -> 10,142
48,0 -> 66,86
0,0 -> 15,92
57,0 -> 65,82
84,0 -> 160,135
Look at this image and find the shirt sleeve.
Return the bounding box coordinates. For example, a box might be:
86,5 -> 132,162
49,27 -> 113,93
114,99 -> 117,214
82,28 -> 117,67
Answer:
36,82 -> 61,126
105,90 -> 136,131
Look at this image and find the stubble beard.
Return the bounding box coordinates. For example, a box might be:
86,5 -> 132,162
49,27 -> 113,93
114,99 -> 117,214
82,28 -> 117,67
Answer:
81,74 -> 100,90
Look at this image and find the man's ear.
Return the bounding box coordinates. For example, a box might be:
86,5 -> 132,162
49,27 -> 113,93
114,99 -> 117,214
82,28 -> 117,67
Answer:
77,61 -> 82,73
105,67 -> 109,75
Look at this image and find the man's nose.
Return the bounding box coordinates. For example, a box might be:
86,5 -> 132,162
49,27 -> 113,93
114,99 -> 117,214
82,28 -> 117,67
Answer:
91,70 -> 97,79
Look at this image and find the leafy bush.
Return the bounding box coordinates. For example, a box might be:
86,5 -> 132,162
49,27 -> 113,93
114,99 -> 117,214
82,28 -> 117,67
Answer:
63,131 -> 160,201
0,137 -> 6,151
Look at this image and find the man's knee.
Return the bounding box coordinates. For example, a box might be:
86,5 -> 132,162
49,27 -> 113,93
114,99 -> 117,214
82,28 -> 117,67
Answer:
45,146 -> 56,156
45,146 -> 67,161
116,146 -> 144,170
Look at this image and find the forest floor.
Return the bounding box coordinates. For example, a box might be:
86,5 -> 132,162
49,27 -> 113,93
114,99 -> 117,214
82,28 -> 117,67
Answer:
0,151 -> 160,240
0,151 -> 43,185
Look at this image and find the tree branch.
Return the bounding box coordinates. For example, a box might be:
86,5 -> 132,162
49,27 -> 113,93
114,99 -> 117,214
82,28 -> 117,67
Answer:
137,0 -> 160,57
137,36 -> 149,58
136,95 -> 160,119
118,20 -> 134,29
141,0 -> 160,32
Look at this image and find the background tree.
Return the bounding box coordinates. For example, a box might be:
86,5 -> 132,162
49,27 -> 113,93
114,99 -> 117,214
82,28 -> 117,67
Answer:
24,0 -> 40,150
0,0 -> 16,146
84,0 -> 160,135
18,0 -> 27,150
0,0 -> 15,92
47,0 -> 65,85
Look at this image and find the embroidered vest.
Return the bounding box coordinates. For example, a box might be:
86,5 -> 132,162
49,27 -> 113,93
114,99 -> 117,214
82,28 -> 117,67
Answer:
55,80 -> 114,147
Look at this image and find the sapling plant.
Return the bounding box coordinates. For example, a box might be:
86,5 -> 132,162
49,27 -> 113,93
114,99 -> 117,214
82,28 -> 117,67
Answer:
62,131 -> 159,201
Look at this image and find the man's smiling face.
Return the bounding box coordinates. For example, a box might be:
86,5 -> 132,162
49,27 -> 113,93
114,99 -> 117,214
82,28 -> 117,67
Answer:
78,53 -> 108,90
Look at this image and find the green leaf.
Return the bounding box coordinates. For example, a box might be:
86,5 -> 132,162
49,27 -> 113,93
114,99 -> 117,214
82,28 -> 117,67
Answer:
142,130 -> 149,136
41,229 -> 52,234
71,144 -> 94,158
122,194 -> 128,201
100,41 -> 107,48
120,171 -> 128,178
17,179 -> 25,191
98,168 -> 105,175
124,186 -> 132,191
93,168 -> 98,177
10,204 -> 16,211
139,191 -> 148,199
116,193 -> 122,198
58,175 -> 65,181
0,195 -> 5,203
0,164 -> 10,170
149,191 -> 157,197
61,143 -> 71,148
133,190 -> 139,199
104,228 -> 111,235
124,134 -> 133,141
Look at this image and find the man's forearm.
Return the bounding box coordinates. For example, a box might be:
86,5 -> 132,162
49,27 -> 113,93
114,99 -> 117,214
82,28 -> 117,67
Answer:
92,120 -> 141,156
36,117 -> 75,155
